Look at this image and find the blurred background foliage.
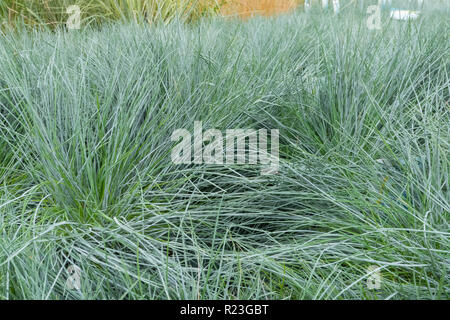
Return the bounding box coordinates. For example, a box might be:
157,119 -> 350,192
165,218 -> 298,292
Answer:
0,0 -> 305,29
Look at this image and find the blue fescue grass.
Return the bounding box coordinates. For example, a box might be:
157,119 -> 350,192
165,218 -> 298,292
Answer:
0,6 -> 448,299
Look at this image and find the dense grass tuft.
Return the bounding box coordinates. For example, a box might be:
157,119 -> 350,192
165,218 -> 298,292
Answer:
0,6 -> 448,299
0,0 -> 221,29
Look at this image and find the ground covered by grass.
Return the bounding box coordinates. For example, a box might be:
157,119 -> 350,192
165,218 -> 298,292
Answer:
0,0 -> 221,28
0,7 -> 448,299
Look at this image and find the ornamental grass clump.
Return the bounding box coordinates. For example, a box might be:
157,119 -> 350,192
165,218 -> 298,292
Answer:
0,6 -> 448,299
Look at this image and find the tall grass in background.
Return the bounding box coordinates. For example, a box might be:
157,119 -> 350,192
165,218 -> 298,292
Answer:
3,0 -> 447,30
0,5 -> 449,299
0,0 -> 222,28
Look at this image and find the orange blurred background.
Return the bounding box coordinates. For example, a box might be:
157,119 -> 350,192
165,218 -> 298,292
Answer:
220,0 -> 304,18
